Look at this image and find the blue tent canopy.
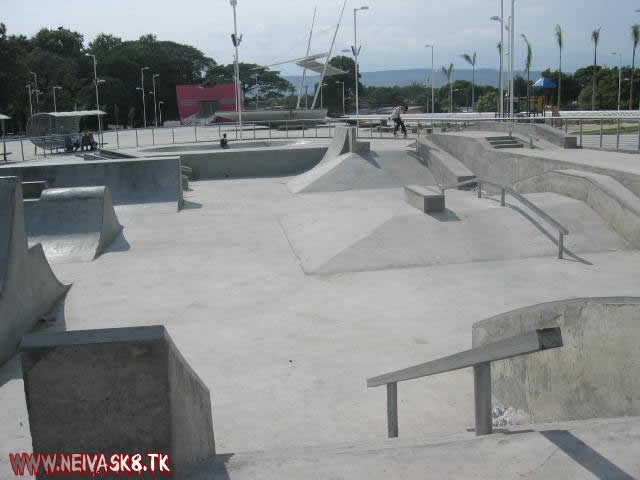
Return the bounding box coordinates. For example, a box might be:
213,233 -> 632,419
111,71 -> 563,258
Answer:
532,77 -> 557,89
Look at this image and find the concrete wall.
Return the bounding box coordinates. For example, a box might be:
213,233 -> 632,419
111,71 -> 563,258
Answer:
0,177 -> 69,366
416,138 -> 475,187
427,133 -> 640,198
472,297 -> 640,423
0,156 -> 183,207
21,325 -> 215,479
515,170 -> 640,248
179,146 -> 326,180
467,121 -> 577,148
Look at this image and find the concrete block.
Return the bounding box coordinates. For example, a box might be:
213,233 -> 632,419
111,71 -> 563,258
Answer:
22,181 -> 48,199
21,325 -> 215,478
404,185 -> 445,213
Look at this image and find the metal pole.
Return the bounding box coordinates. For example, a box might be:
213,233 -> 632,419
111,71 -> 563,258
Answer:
600,120 -> 603,148
509,0 -> 515,121
172,128 -> 175,144
558,233 -> 564,259
93,57 -> 102,144
616,119 -> 620,149
135,128 -> 138,147
231,1 -> 243,139
386,382 -> 398,438
116,123 -> 120,149
473,363 -> 492,435
27,84 -> 33,117
500,0 -> 504,118
20,138 -> 24,161
579,120 -> 583,147
153,74 -> 159,127
141,67 -> 148,128
431,46 -> 435,115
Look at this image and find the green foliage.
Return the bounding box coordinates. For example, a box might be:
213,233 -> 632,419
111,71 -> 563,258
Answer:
476,90 -> 498,112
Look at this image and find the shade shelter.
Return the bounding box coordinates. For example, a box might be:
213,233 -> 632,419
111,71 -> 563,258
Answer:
26,110 -> 105,151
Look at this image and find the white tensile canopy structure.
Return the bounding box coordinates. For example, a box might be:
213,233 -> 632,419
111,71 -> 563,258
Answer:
26,110 -> 106,150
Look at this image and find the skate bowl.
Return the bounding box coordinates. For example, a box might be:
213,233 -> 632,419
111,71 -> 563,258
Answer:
24,186 -> 124,263
0,156 -> 183,207
0,176 -> 70,366
472,297 -> 640,423
135,140 -> 327,180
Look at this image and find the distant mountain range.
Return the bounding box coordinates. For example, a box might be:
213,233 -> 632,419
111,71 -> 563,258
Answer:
284,68 -> 544,89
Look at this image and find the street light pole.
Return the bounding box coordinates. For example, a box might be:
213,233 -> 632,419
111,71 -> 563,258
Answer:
159,101 -> 164,126
253,73 -> 259,110
352,6 -> 369,125
85,54 -> 103,143
337,81 -> 345,115
152,74 -> 159,127
53,86 -> 62,113
30,72 -> 38,112
611,52 -> 622,110
491,10 -> 504,118
140,66 -> 149,128
230,0 -> 243,139
425,44 -> 435,115
509,0 -> 515,120
26,84 -> 33,117
305,84 -> 309,109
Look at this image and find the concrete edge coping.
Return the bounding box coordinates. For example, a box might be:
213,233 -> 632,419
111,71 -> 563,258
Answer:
415,138 -> 475,178
473,296 -> 640,331
0,156 -> 182,168
551,169 -> 640,217
404,185 -> 444,196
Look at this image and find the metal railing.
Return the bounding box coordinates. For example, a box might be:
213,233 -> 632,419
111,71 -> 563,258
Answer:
440,178 -> 570,259
366,327 -> 563,438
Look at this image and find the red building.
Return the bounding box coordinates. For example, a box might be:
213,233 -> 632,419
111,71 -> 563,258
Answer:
175,84 -> 240,123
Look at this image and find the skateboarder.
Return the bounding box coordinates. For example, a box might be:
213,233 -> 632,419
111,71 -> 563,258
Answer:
390,105 -> 408,138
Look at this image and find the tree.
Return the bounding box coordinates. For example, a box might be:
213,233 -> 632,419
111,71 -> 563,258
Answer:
631,25 -> 639,109
461,52 -> 476,111
441,63 -> 454,112
322,56 -> 361,114
555,25 -> 563,108
521,34 -> 532,113
203,63 -> 292,105
591,28 -> 601,110
476,90 -> 498,112
89,34 -> 122,55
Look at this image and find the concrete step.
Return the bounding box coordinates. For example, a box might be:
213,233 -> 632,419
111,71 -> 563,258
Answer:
190,417 -> 640,479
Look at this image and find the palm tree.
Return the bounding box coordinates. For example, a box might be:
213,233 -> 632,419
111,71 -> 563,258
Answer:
461,52 -> 477,111
591,27 -> 601,110
631,25 -> 640,109
521,35 -> 532,116
555,25 -> 563,108
442,63 -> 454,112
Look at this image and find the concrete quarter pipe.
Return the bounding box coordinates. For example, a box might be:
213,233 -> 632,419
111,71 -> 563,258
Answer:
0,176 -> 69,365
25,186 -> 124,262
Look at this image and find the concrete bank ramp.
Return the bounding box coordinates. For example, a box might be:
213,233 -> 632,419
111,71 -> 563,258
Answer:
514,169 -> 640,248
281,190 -> 631,274
25,186 -> 124,263
473,297 -> 640,423
0,177 -> 69,366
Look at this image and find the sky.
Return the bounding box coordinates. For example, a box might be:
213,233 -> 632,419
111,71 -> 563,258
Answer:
1,0 -> 637,76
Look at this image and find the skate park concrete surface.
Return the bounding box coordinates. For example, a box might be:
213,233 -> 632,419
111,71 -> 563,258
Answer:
2,131 -> 640,478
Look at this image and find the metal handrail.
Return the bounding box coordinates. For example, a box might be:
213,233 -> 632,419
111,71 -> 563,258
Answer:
366,327 -> 563,438
439,178 -> 570,259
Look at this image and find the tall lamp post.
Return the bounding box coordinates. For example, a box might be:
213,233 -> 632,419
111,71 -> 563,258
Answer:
230,0 -> 243,139
52,86 -> 63,113
159,101 -> 164,126
152,74 -> 159,127
611,52 -> 622,110
140,66 -> 149,128
136,87 -> 145,127
85,54 -> 103,141
26,84 -> 33,117
252,73 -> 259,110
425,44 -> 435,115
352,5 -> 369,125
491,11 -> 504,118
30,72 -> 38,112
336,81 -> 345,115
509,0 -> 515,120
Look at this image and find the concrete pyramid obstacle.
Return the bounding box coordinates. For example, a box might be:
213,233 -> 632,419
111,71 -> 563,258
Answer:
25,186 -> 124,262
0,176 -> 69,365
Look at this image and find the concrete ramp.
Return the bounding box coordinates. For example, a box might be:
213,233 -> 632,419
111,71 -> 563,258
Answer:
25,186 -> 124,263
288,151 -> 436,194
0,176 -> 69,366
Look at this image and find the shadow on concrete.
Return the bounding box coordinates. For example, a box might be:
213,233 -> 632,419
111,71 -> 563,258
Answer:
361,152 -> 383,169
186,453 -> 233,479
430,209 -> 461,222
0,295 -> 68,388
541,430 -> 635,480
104,231 -> 130,255
181,200 -> 203,210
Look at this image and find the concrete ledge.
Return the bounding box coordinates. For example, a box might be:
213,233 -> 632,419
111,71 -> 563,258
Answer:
415,138 -> 475,187
21,325 -> 215,478
514,169 -> 640,248
404,185 -> 445,213
472,297 -> 640,423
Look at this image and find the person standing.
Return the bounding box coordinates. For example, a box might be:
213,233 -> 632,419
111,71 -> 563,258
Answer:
390,105 -> 408,138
